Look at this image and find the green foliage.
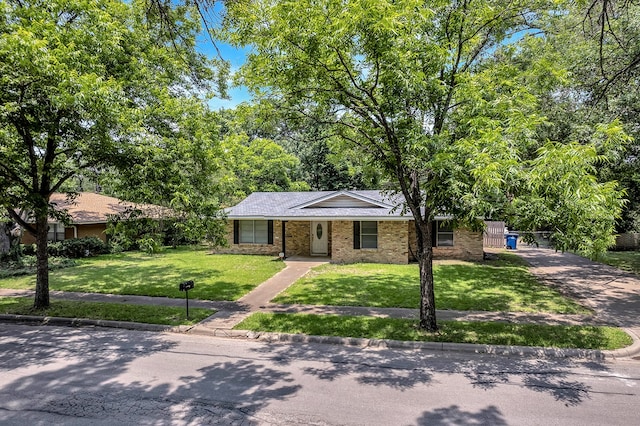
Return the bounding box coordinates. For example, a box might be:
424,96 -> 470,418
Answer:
533,2 -> 640,233
217,133 -> 310,203
510,133 -> 628,257
46,237 -> 110,258
0,0 -> 222,306
220,103 -> 382,191
0,255 -> 75,278
235,313 -> 632,350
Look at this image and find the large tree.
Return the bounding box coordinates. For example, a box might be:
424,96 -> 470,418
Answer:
0,0 -> 220,308
223,0 -> 626,331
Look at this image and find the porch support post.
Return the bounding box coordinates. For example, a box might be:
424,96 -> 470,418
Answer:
281,220 -> 287,259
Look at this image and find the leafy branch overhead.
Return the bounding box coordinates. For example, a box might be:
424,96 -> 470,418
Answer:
0,0 -> 223,308
223,0 -> 628,331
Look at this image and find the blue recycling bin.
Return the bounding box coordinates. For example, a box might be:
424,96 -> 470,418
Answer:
505,234 -> 518,250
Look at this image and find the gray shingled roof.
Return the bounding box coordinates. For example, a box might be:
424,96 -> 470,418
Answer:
226,190 -> 412,220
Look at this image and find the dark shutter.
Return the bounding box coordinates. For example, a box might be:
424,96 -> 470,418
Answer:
431,221 -> 437,247
353,221 -> 361,249
267,220 -> 274,245
233,220 -> 239,244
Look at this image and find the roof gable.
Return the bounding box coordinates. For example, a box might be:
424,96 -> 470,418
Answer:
227,190 -> 409,220
293,190 -> 392,209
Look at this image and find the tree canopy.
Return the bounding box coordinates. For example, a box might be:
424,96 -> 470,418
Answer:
223,0 -> 628,330
0,0 -> 222,308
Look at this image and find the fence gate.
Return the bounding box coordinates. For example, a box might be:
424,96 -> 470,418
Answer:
484,221 -> 505,248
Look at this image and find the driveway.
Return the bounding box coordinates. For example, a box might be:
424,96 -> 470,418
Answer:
513,246 -> 640,333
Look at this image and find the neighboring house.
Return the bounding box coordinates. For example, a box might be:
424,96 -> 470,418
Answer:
21,192 -> 164,244
218,190 -> 484,264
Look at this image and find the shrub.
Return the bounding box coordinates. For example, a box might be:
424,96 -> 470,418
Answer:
46,237 -> 110,258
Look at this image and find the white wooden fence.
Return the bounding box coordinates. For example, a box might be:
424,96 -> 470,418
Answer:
483,221 -> 505,248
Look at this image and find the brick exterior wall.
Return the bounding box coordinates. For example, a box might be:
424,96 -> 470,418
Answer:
77,224 -> 108,241
284,220 -> 311,257
332,220 -> 409,264
21,223 -> 108,244
408,222 -> 484,261
214,220 -> 283,256
216,220 -> 334,258
215,219 -> 483,263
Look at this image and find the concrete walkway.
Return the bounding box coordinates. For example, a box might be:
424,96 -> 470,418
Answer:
188,257 -> 330,334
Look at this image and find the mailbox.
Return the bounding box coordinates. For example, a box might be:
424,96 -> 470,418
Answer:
180,280 -> 194,291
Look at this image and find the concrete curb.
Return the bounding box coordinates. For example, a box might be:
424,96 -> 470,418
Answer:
3,314 -> 639,361
207,329 -> 609,360
603,327 -> 640,359
0,314 -> 190,333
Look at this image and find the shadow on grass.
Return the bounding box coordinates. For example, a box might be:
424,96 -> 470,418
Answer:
35,252 -> 285,301
275,260 -> 587,314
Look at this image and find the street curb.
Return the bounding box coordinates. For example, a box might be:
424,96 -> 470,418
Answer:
200,327 -> 640,361
3,314 -> 639,361
603,327 -> 640,359
0,314 -> 190,333
210,329 -> 608,360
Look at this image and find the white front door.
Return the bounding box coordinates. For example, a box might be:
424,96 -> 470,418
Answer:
311,221 -> 328,255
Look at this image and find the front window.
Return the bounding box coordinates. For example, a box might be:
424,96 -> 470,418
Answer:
360,221 -> 378,249
239,220 -> 268,244
435,221 -> 454,247
47,223 -> 65,242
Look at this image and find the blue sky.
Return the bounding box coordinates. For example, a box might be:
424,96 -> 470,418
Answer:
196,29 -> 252,110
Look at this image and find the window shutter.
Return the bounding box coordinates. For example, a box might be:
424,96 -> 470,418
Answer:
353,221 -> 360,249
267,220 -> 274,245
233,220 -> 239,244
431,221 -> 437,247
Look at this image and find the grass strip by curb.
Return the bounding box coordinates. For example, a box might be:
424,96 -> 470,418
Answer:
235,312 -> 632,350
0,297 -> 213,326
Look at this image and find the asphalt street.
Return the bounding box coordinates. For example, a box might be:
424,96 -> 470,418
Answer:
1,324 -> 639,425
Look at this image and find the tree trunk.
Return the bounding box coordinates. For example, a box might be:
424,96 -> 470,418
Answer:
0,221 -> 10,255
415,218 -> 437,331
33,214 -> 50,309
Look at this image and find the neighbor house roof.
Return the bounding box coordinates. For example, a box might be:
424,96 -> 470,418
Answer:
227,190 -> 441,221
48,192 -> 166,224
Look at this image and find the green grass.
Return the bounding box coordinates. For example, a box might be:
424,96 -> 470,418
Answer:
273,253 -> 588,314
236,312 -> 632,350
0,297 -> 213,326
600,251 -> 640,275
0,247 -> 285,301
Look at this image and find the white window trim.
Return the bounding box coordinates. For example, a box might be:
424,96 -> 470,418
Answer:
360,220 -> 378,249
435,221 -> 454,247
239,220 -> 268,244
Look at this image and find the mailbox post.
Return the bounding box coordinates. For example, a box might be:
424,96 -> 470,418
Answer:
179,280 -> 194,319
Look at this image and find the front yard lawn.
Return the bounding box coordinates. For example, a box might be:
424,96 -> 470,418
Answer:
0,248 -> 285,301
273,254 -> 589,314
600,251 -> 640,275
236,312 -> 632,350
0,297 -> 213,326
